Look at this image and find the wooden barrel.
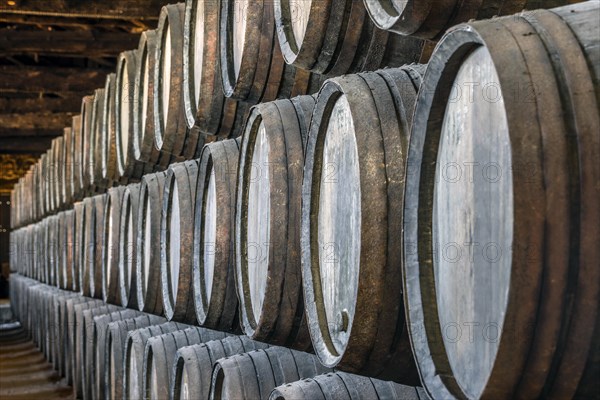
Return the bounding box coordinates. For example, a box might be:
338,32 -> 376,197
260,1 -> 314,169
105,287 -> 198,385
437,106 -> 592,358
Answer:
89,88 -> 107,191
81,195 -> 97,297
274,0 -> 429,75
192,139 -> 239,331
80,95 -> 95,193
219,0 -> 317,104
364,0 -> 579,40
270,371 -> 427,400
73,201 -> 85,292
90,309 -> 142,400
234,97 -> 315,350
81,305 -> 122,400
171,335 -> 269,400
403,3 -> 599,399
123,322 -> 189,400
133,29 -> 175,169
136,171 -> 168,314
154,4 -> 189,159
63,126 -> 73,206
210,347 -> 331,399
71,299 -> 104,398
301,66 -> 425,381
115,50 -> 148,182
182,0 -> 226,138
72,115 -> 84,201
47,215 -> 59,287
142,327 -> 229,400
51,136 -> 64,212
161,159 -> 200,323
92,193 -> 108,299
119,182 -> 141,308
53,292 -> 80,377
102,186 -> 126,304
105,315 -> 167,400
65,296 -> 94,385
102,72 -> 119,184
61,209 -> 75,291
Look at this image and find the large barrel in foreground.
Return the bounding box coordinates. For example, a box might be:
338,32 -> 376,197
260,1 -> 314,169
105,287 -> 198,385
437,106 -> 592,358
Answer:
403,3 -> 599,399
235,97 -> 315,350
301,66 -> 424,382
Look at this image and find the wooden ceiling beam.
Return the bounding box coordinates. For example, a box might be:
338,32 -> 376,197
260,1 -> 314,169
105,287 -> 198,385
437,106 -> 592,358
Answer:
0,66 -> 106,93
0,128 -> 63,138
0,96 -> 82,114
0,112 -> 74,131
0,14 -> 146,32
0,137 -> 53,153
0,29 -> 141,57
0,0 -> 163,20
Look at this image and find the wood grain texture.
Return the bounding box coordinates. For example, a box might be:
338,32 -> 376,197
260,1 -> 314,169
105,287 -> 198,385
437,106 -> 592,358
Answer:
402,3 -> 600,399
118,183 -> 141,309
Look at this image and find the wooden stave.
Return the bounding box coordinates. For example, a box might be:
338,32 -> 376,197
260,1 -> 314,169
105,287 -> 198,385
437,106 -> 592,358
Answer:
170,335 -> 270,400
136,171 -> 168,314
105,314 -> 167,400
234,97 -> 315,350
363,0 -> 579,40
53,292 -> 80,377
73,201 -> 85,292
91,193 -> 107,299
142,327 -> 229,400
90,309 -> 143,400
61,209 -> 75,291
192,139 -> 240,331
401,4 -> 600,399
300,69 -> 423,381
63,127 -> 73,207
269,371 -> 427,400
154,3 -> 188,160
210,346 -> 331,400
119,182 -> 142,309
161,159 -> 200,323
122,322 -> 189,400
81,196 -> 96,297
64,296 -> 93,385
102,186 -> 127,305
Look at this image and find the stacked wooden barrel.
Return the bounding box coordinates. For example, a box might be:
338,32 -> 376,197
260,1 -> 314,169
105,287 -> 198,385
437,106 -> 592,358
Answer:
8,1 -> 597,400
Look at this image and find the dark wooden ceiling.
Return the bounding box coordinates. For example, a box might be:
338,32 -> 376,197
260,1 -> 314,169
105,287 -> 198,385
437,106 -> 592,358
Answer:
0,0 -> 165,156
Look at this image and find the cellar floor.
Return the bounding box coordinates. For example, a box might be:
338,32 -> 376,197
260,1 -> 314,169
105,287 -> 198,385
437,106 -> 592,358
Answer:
0,321 -> 73,400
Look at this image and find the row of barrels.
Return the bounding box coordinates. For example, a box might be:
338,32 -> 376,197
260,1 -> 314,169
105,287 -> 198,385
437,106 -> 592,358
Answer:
10,2 -> 600,399
9,0 -> 584,227
10,0 -> 437,229
11,275 -> 427,400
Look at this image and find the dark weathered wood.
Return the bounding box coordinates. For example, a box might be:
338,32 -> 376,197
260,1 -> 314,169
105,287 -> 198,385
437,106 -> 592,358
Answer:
235,96 -> 315,350
0,0 -> 164,20
192,139 -> 239,331
102,73 -> 119,183
171,336 -> 269,400
105,314 -> 167,400
153,4 -> 188,159
73,201 -> 85,292
0,112 -> 74,131
270,371 -> 427,400
142,327 -> 228,400
364,0 -> 580,39
119,182 -> 141,308
0,29 -> 141,57
71,299 -> 104,398
122,322 -> 188,400
402,3 -> 599,399
0,96 -> 82,114
0,66 -> 107,93
136,171 -> 168,314
274,0 -> 427,74
301,66 -> 424,382
161,159 -> 199,323
219,0 -> 313,103
0,137 -> 52,153
211,347 -> 331,399
102,186 -> 126,305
